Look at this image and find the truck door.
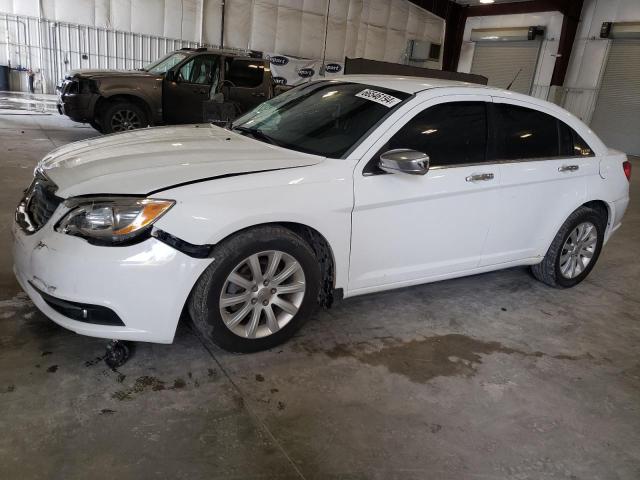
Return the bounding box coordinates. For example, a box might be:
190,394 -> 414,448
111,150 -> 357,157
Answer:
223,58 -> 271,114
163,54 -> 220,124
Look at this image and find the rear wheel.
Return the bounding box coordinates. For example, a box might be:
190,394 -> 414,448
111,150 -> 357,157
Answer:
100,101 -> 148,134
188,226 -> 321,352
531,206 -> 606,288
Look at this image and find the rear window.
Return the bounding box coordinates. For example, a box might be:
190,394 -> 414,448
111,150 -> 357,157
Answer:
491,103 -> 560,160
559,121 -> 594,157
227,59 -> 265,88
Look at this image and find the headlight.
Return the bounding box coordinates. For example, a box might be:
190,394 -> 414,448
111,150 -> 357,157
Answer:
55,197 -> 174,245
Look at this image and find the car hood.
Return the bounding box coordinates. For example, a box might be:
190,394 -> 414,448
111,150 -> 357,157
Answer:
67,69 -> 160,80
39,125 -> 324,198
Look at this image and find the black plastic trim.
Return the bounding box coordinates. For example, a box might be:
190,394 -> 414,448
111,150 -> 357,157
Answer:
152,229 -> 213,258
29,282 -> 125,326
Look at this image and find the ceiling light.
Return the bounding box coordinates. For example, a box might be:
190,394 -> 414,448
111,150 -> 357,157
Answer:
480,0 -> 495,4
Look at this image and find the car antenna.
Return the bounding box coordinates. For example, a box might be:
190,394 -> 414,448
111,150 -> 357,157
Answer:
506,68 -> 523,91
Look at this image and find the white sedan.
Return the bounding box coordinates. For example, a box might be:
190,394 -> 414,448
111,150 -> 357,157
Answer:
13,75 -> 631,356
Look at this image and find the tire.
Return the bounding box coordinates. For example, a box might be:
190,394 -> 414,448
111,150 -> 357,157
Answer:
89,119 -> 103,133
188,226 -> 321,353
100,101 -> 149,134
531,206 -> 606,288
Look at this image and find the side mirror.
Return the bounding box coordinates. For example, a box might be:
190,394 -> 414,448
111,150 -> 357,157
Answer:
379,149 -> 430,176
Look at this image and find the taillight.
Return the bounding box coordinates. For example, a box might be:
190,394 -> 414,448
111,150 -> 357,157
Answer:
623,160 -> 632,181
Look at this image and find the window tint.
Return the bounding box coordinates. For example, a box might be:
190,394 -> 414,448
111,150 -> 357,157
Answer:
492,104 -> 560,159
178,55 -> 219,85
385,102 -> 487,167
227,59 -> 265,88
559,121 -> 594,157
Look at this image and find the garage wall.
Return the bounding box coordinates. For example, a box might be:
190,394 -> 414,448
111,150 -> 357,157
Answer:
457,12 -> 563,101
562,0 -> 640,124
0,0 -> 444,64
0,0 -> 444,92
201,0 -> 444,65
0,0 -> 205,41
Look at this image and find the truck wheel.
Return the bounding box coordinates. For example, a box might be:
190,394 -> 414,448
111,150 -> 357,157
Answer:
101,101 -> 148,133
89,120 -> 103,133
188,226 -> 321,353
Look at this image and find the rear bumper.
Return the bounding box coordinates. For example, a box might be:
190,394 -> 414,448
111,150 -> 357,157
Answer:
12,218 -> 211,343
605,196 -> 629,243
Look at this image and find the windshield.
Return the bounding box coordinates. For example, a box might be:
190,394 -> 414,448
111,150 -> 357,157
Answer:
232,81 -> 411,158
144,52 -> 188,75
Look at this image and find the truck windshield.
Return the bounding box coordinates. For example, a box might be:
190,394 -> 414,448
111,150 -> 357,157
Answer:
145,52 -> 188,75
232,81 -> 411,158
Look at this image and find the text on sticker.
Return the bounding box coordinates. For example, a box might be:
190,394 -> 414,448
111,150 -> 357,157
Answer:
355,89 -> 402,108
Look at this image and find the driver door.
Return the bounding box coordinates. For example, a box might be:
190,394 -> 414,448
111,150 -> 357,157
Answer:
163,54 -> 220,124
349,95 -> 500,293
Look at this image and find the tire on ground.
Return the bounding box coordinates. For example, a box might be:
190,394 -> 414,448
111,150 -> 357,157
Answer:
89,119 -> 103,133
531,206 -> 607,288
100,101 -> 149,134
188,225 -> 322,353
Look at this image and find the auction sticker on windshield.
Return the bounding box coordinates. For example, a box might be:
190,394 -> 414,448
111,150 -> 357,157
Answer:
355,89 -> 402,108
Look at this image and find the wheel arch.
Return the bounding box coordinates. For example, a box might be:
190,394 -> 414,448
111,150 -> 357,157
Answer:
179,221 -> 339,326
540,199 -> 613,257
94,93 -> 153,125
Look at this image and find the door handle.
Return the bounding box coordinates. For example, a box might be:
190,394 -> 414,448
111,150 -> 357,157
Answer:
465,173 -> 494,182
559,165 -> 579,172
251,92 -> 266,97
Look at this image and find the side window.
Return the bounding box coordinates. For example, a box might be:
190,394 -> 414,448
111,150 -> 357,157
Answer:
385,101 -> 488,167
491,103 -> 560,160
227,59 -> 265,88
559,121 -> 594,157
178,55 -> 219,85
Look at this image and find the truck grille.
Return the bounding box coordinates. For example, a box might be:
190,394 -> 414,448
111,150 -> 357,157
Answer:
16,172 -> 63,233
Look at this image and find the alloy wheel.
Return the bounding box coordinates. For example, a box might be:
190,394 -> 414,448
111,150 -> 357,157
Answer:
111,109 -> 141,132
559,221 -> 598,279
219,250 -> 306,339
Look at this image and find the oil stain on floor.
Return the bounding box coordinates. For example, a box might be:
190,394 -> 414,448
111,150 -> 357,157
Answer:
323,334 -> 590,384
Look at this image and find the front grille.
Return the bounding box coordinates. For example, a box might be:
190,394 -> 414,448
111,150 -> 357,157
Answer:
16,172 -> 63,233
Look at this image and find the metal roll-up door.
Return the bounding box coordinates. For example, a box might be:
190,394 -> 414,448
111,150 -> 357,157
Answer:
590,39 -> 640,156
470,40 -> 541,95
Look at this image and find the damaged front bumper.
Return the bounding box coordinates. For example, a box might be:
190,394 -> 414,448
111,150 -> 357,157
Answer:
12,215 -> 211,344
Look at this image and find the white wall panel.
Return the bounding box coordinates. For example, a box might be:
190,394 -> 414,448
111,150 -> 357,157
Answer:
563,0 -> 640,123
459,12 -> 562,101
202,0 -> 221,46
0,0 -> 445,93
250,2 -> 277,52
221,0 -> 443,64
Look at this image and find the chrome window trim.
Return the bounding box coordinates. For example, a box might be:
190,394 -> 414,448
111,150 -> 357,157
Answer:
363,154 -> 595,176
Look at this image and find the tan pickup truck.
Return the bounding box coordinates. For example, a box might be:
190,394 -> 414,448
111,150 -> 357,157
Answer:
57,47 -> 273,133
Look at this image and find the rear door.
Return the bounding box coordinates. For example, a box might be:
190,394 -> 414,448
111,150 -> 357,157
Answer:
224,58 -> 271,112
163,54 -> 220,124
349,95 -> 500,293
481,98 -> 600,266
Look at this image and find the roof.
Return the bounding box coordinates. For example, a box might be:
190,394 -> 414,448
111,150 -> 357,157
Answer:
336,74 -> 484,94
177,47 -> 259,59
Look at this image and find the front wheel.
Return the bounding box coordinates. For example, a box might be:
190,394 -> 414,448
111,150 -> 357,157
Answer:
531,206 -> 606,288
188,226 -> 321,352
100,101 -> 148,134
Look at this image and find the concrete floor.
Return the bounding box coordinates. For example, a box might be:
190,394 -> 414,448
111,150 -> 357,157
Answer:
1,97 -> 639,479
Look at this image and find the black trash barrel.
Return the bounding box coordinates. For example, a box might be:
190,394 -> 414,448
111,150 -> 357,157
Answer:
0,65 -> 9,91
